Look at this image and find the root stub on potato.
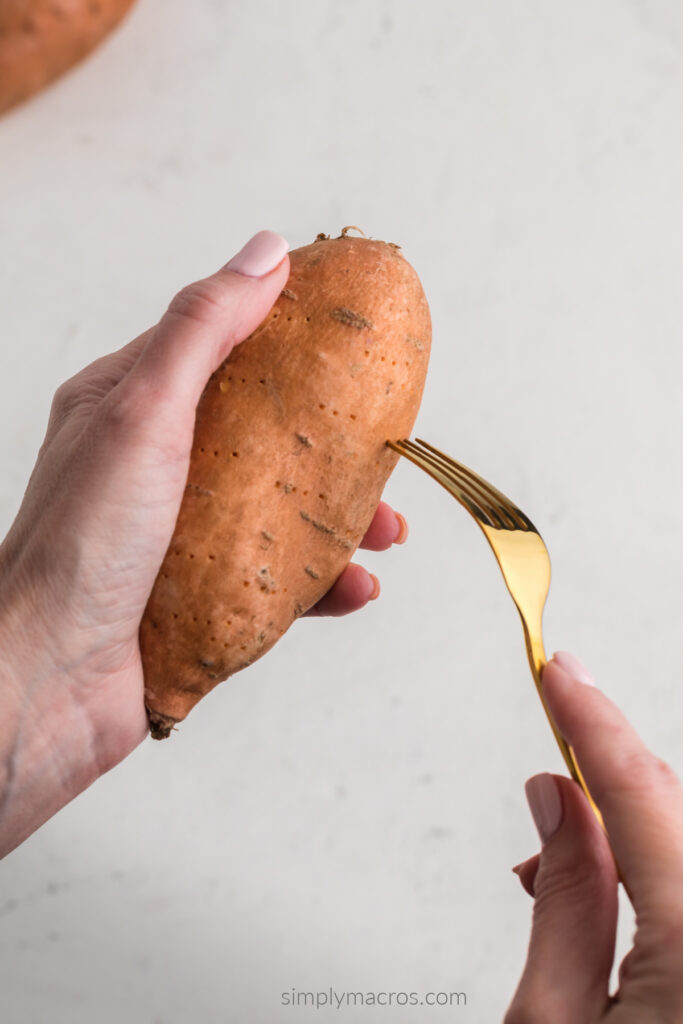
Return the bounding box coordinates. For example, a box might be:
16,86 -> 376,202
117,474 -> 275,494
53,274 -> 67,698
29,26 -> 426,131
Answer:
140,230 -> 432,738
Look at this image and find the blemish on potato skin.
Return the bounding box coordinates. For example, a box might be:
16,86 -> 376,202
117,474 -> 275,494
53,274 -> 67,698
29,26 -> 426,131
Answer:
330,307 -> 374,331
305,566 -> 320,579
299,510 -> 353,549
199,657 -> 221,679
295,433 -> 312,448
186,482 -> 214,497
257,567 -> 276,593
299,510 -> 334,534
261,377 -> 284,413
281,288 -> 298,300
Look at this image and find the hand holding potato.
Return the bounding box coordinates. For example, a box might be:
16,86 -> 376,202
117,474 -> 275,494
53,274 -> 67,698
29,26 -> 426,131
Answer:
141,230 -> 431,736
0,231 -> 411,858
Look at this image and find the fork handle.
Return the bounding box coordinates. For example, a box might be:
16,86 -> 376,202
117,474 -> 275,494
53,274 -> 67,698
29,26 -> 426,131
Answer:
523,629 -> 606,833
525,631 -> 634,895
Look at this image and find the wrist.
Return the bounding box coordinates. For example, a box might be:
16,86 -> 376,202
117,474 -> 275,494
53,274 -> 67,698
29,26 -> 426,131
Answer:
0,538 -> 65,687
0,570 -> 101,858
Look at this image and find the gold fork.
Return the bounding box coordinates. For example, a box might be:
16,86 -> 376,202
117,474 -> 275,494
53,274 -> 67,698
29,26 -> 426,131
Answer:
387,436 -> 605,834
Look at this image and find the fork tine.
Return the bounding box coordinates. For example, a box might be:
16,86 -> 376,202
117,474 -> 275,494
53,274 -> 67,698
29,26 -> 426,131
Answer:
390,439 -> 497,526
413,438 -> 518,515
396,439 -> 516,529
413,438 -> 535,533
392,439 -> 513,529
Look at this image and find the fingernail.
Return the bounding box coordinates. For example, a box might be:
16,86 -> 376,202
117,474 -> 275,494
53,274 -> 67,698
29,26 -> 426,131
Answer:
525,774 -> 563,844
552,651 -> 595,687
224,230 -> 289,278
511,859 -> 538,897
393,512 -> 409,545
367,573 -> 380,600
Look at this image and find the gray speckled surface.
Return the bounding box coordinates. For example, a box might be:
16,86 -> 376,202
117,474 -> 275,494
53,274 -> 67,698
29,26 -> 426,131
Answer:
2,1 -> 683,1020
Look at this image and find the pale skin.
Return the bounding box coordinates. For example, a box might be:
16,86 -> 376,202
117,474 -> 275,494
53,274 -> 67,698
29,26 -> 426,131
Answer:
0,236 -> 407,859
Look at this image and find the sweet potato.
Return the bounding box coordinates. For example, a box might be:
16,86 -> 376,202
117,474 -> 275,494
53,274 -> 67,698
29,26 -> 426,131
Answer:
141,230 -> 432,738
0,0 -> 137,116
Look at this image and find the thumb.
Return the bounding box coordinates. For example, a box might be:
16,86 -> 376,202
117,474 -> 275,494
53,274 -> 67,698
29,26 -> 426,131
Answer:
506,774 -> 618,1024
119,230 -> 289,414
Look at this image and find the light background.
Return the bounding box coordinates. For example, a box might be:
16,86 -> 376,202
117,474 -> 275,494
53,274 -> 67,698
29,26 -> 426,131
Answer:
2,1 -> 683,1021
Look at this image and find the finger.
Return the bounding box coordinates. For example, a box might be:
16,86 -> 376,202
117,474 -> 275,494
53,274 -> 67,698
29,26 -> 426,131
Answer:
43,330 -> 153,445
304,563 -> 380,617
74,329 -> 153,388
358,502 -> 408,551
70,329 -> 153,392
109,230 -> 289,419
542,653 -> 683,918
505,774 -> 617,1024
512,853 -> 540,897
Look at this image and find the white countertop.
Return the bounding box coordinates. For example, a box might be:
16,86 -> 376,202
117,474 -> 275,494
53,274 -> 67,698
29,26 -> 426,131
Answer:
2,2 -> 683,1021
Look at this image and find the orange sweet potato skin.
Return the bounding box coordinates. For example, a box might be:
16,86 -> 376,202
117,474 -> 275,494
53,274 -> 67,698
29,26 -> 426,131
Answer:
141,233 -> 431,737
0,0 -> 137,116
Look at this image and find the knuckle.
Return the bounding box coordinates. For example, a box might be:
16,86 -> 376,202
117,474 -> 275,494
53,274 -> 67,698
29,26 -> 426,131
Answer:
647,753 -> 681,788
534,864 -> 604,910
631,749 -> 679,788
639,915 -> 683,958
98,385 -> 141,427
95,383 -> 190,464
51,376 -> 81,418
533,846 -> 615,909
596,749 -> 682,808
626,920 -> 683,1013
96,381 -> 160,434
94,385 -> 148,440
166,279 -> 226,326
